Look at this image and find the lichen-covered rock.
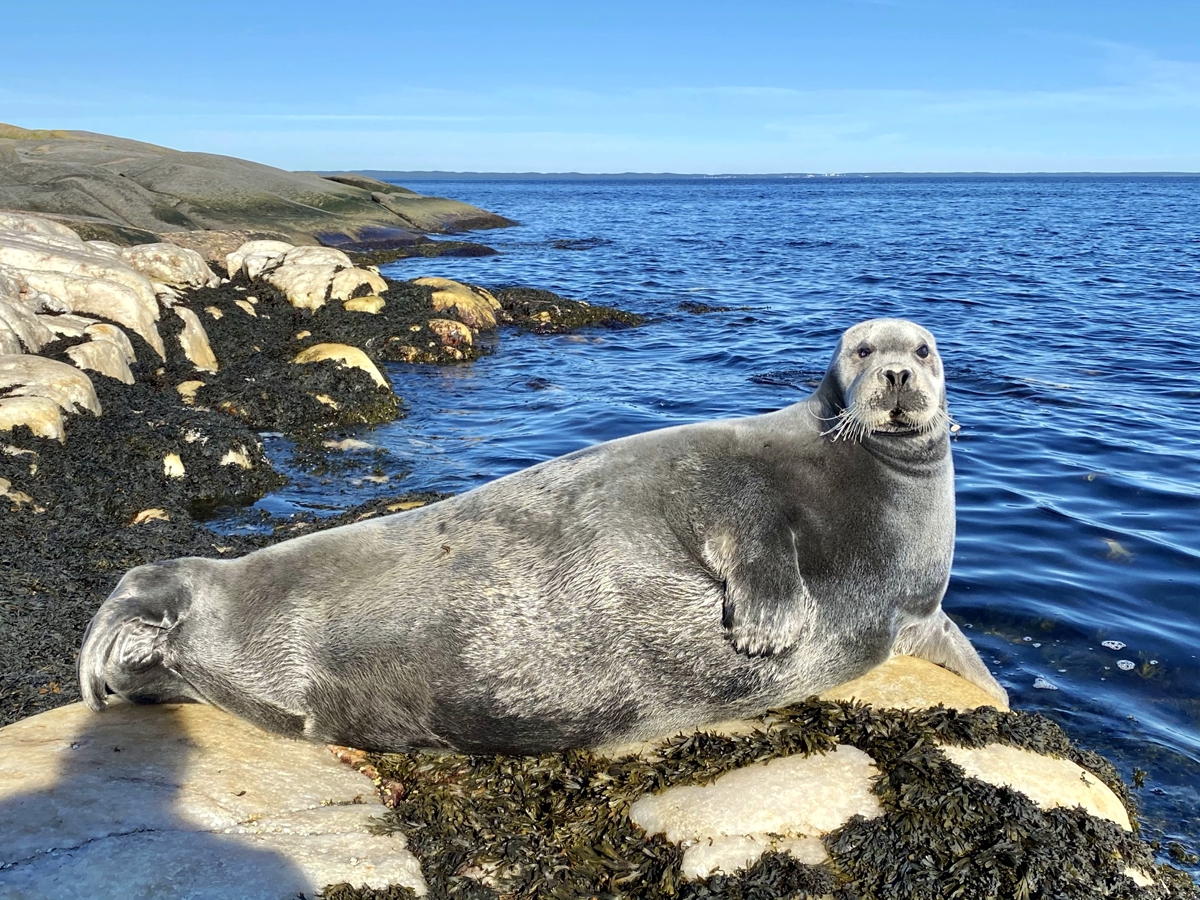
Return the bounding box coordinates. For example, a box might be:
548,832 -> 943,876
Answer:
293,343 -> 388,388
174,306 -> 219,373
120,242 -> 220,289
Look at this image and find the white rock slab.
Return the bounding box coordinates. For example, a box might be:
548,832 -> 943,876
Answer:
0,233 -> 160,314
175,306 -> 219,373
821,655 -> 1010,712
121,243 -> 219,290
9,269 -> 165,358
0,395 -> 64,441
84,323 -> 137,363
37,313 -> 97,339
0,354 -> 101,417
226,239 -> 294,280
630,745 -> 882,880
941,743 -> 1131,830
682,834 -> 828,881
281,245 -> 353,269
266,262 -> 340,310
0,297 -> 53,352
66,337 -> 135,384
0,701 -> 427,899
0,212 -> 83,241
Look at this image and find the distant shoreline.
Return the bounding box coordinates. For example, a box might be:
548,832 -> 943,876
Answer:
331,170 -> 1200,182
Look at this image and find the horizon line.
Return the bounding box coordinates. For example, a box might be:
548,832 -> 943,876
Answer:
322,169 -> 1200,179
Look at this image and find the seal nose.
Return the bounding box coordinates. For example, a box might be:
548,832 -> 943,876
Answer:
883,367 -> 911,388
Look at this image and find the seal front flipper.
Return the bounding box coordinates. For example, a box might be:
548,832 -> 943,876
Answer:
706,524 -> 817,657
894,608 -> 1009,707
78,561 -> 197,710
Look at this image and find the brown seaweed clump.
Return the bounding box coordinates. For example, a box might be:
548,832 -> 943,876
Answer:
324,702 -> 1198,900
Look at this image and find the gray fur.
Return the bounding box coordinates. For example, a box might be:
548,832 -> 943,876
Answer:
79,318 -> 1008,753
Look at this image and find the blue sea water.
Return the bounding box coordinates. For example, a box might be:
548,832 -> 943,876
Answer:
263,175 -> 1200,864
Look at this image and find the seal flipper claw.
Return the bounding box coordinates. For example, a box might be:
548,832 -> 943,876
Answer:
713,527 -> 816,657
894,608 -> 1009,707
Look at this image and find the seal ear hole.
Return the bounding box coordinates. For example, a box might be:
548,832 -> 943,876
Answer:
916,343 -> 930,359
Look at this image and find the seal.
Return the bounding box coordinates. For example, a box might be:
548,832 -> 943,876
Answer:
79,318 -> 1008,754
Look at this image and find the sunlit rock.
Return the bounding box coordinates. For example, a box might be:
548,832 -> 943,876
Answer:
428,318 -> 473,348
163,452 -> 185,478
414,276 -> 501,330
85,323 -> 137,364
120,242 -> 220,289
0,354 -> 101,418
0,395 -> 65,441
225,239 -> 294,281
629,745 -> 883,880
175,306 -> 219,373
0,701 -> 427,898
343,295 -> 385,314
280,245 -> 353,270
265,263 -> 339,310
292,343 -> 388,388
330,267 -> 387,302
66,337 -> 135,384
940,743 -> 1131,830
0,211 -> 82,241
820,655 -> 1010,712
0,297 -> 54,353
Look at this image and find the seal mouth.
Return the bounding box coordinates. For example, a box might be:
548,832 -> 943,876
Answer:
822,393 -> 948,442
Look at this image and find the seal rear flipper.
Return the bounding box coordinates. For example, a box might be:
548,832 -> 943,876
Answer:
78,562 -> 195,711
894,608 -> 1009,707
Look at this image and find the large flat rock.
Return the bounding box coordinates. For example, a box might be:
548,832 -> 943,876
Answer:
0,701 -> 426,899
0,123 -> 513,250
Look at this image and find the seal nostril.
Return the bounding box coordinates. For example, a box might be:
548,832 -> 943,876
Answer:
885,370 -> 896,386
899,368 -> 911,386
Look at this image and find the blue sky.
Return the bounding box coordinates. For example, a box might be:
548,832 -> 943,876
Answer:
3,0 -> 1199,172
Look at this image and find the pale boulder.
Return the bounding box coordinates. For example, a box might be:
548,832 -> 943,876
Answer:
85,323 -> 137,363
0,211 -> 82,242
0,701 -> 427,898
629,745 -> 883,880
225,239 -> 294,281
121,242 -> 220,289
293,343 -> 388,388
0,395 -> 65,441
0,232 -> 160,313
175,306 -> 219,373
428,318 -> 473,348
66,337 -> 135,385
13,269 -> 165,358
0,354 -> 101,417
329,267 -> 387,302
280,245 -> 353,270
413,276 -> 501,330
940,743 -> 1131,830
266,263 -> 340,310
820,655 -> 1010,712
37,313 -> 97,339
0,297 -> 54,352
343,295 -> 385,314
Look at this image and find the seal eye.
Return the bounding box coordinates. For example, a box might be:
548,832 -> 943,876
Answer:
857,346 -> 873,359
916,344 -> 930,359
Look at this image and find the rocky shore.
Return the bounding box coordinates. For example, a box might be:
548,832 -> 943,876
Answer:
0,194 -> 1195,898
0,209 -> 639,729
